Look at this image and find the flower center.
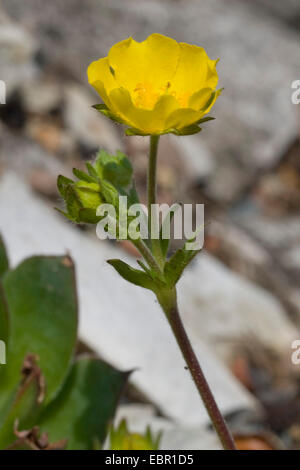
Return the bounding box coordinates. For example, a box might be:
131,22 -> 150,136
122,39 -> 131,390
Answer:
169,90 -> 190,108
132,82 -> 191,109
133,82 -> 160,109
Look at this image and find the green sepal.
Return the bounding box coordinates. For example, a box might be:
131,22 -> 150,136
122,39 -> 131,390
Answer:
65,184 -> 83,222
54,207 -> 77,223
72,168 -> 96,184
125,127 -> 149,137
196,116 -> 215,125
86,162 -> 98,179
169,125 -> 202,136
78,208 -> 101,224
107,259 -> 157,292
57,175 -> 74,199
92,104 -> 125,125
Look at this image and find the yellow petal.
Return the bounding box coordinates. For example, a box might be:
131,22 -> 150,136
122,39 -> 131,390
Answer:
167,88 -> 222,130
200,88 -> 222,114
166,108 -> 201,130
108,34 -> 180,102
170,43 -> 218,102
188,88 -> 215,110
87,57 -> 117,105
108,87 -> 179,134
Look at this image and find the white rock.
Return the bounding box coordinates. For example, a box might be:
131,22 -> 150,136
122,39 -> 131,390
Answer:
170,134 -> 216,181
179,252 -> 298,362
64,85 -> 123,153
22,80 -> 63,114
0,14 -> 37,95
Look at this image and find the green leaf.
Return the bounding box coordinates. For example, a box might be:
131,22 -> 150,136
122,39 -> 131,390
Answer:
0,355 -> 44,449
72,168 -> 96,184
86,162 -> 98,179
0,256 -> 78,420
164,229 -> 203,286
0,284 -> 9,345
78,208 -> 101,224
127,184 -> 140,205
0,235 -> 9,344
107,259 -> 156,291
0,235 -> 9,279
57,175 -> 74,199
65,184 -> 82,221
38,357 -> 129,450
95,150 -> 133,189
100,180 -> 120,207
110,419 -> 161,450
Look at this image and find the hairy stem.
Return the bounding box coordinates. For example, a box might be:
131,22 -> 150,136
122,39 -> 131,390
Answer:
145,134 -> 236,450
134,238 -> 162,275
161,294 -> 236,450
147,135 -> 164,267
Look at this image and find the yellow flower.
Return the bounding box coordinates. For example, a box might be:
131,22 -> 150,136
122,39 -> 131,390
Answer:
87,33 -> 221,136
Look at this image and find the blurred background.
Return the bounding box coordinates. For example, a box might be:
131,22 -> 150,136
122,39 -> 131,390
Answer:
0,0 -> 300,450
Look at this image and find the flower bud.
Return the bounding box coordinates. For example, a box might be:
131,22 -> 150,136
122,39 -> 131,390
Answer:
74,181 -> 103,210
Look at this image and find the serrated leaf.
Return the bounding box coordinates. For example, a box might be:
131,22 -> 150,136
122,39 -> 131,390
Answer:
72,168 -> 96,183
100,180 -> 120,207
164,228 -> 203,286
164,248 -> 199,287
38,357 -> 129,450
107,259 -> 156,291
86,162 -> 98,179
95,150 -> 133,189
0,256 -> 78,422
